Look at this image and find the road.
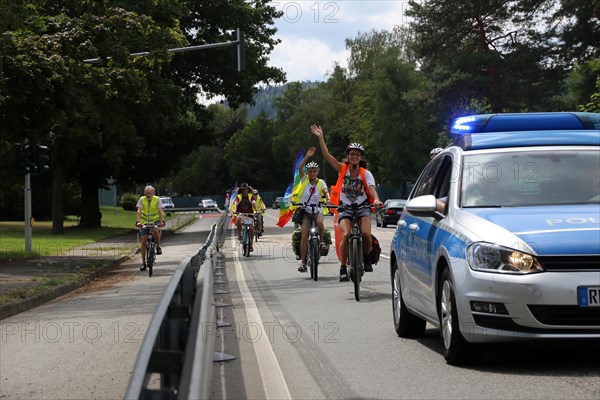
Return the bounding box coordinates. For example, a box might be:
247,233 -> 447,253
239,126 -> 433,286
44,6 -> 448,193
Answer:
0,215 -> 216,400
211,210 -> 599,399
1,210 -> 598,399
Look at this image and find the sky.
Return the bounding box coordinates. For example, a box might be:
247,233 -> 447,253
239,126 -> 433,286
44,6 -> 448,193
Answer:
268,1 -> 412,82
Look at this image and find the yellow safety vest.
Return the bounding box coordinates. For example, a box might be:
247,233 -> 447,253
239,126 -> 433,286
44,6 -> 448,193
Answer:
291,176 -> 329,214
234,193 -> 258,213
140,196 -> 160,223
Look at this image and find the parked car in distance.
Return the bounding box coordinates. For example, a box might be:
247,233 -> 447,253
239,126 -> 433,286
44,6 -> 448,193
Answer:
159,196 -> 175,208
160,196 -> 175,215
272,196 -> 284,209
390,112 -> 600,366
198,198 -> 219,213
376,199 -> 406,227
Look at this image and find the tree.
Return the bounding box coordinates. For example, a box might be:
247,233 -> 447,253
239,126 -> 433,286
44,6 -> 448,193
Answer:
406,0 -> 566,117
0,0 -> 285,229
224,112 -> 282,190
344,29 -> 435,186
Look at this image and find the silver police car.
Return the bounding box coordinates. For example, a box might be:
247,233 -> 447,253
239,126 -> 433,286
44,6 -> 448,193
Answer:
390,112 -> 600,365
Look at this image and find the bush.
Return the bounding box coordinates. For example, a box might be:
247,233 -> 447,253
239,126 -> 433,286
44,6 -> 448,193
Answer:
122,200 -> 137,211
120,193 -> 139,211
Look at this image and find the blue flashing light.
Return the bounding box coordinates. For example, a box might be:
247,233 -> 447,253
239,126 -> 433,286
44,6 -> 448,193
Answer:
450,112 -> 600,136
452,116 -> 476,132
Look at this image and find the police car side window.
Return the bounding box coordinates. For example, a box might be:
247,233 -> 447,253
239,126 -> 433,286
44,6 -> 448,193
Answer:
412,158 -> 443,198
435,156 -> 453,199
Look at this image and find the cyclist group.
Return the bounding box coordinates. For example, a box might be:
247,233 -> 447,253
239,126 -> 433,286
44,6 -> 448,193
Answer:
136,124 -> 385,282
230,182 -> 266,253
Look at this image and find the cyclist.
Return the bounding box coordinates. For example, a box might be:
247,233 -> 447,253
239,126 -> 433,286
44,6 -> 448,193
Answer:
310,124 -> 383,281
252,188 -> 267,236
136,185 -> 165,271
291,147 -> 330,273
232,182 -> 257,252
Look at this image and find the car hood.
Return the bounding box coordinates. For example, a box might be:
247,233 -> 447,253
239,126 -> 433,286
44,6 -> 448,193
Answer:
459,205 -> 600,255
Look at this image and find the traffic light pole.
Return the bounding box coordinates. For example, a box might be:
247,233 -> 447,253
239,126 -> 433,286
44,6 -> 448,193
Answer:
24,173 -> 32,252
83,29 -> 245,71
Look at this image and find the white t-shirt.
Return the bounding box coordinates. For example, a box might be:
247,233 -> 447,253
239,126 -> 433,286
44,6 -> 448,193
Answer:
340,168 -> 375,205
300,177 -> 327,214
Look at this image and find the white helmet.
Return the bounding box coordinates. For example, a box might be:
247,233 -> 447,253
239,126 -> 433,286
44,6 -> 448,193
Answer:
429,147 -> 443,159
306,161 -> 319,169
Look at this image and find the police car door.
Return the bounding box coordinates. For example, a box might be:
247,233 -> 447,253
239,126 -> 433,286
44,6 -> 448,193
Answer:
398,156 -> 445,314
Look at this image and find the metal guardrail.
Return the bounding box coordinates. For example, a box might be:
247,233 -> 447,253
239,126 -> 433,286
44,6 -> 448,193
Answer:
125,213 -> 232,399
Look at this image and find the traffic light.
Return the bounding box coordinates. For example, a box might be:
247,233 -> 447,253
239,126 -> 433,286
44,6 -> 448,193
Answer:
35,145 -> 50,174
231,29 -> 245,71
21,144 -> 37,174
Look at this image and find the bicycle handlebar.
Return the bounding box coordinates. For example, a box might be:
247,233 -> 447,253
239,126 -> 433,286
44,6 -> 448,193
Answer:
328,203 -> 375,212
291,201 -> 328,207
138,222 -> 162,228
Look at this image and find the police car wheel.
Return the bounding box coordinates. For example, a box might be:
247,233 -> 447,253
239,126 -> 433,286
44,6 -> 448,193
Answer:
439,268 -> 478,365
392,261 -> 425,337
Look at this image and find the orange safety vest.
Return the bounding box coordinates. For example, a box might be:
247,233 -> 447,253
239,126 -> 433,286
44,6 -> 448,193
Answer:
330,162 -> 374,206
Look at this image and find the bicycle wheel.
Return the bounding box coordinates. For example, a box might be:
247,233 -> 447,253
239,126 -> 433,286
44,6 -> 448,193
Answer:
254,221 -> 260,242
350,237 -> 361,301
310,238 -> 319,281
147,241 -> 155,277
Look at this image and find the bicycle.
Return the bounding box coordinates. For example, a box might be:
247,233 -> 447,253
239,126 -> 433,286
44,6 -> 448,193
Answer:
254,212 -> 263,242
292,201 -> 326,281
139,222 -> 160,277
332,203 -> 374,301
235,213 -> 254,257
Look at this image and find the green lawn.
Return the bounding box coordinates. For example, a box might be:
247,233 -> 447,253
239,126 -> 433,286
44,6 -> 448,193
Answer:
0,206 -> 172,261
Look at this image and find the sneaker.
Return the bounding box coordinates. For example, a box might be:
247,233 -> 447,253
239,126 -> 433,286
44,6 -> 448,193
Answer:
140,264 -> 147,271
339,265 -> 349,282
363,255 -> 373,272
156,247 -> 162,255
298,264 -> 307,273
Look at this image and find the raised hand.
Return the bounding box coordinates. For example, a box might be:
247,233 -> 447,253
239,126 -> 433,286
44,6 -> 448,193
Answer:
310,124 -> 323,138
307,146 -> 317,157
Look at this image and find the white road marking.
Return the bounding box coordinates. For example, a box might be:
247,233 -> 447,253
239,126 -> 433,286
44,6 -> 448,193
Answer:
232,237 -> 292,400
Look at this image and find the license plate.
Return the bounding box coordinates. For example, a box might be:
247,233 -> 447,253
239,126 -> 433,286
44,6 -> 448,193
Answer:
577,286 -> 600,307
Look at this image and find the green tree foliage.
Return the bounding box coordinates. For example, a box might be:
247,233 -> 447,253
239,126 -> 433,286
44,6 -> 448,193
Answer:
548,0 -> 600,62
0,0 -> 284,228
344,28 -> 436,185
406,0 -> 566,118
224,112 -> 283,190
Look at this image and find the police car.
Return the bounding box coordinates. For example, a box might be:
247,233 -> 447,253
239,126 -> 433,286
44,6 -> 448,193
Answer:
390,112 -> 600,365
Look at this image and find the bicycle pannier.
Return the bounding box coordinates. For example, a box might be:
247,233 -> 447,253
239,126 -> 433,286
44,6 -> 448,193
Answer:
370,234 -> 381,265
292,208 -> 305,224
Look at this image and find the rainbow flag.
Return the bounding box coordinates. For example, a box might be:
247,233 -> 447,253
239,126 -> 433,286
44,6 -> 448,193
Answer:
276,149 -> 304,227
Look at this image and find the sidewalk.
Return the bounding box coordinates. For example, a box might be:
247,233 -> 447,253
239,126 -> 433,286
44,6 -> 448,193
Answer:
0,215 -> 196,319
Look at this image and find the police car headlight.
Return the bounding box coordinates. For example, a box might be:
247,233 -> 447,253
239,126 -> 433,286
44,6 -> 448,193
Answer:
466,243 -> 543,274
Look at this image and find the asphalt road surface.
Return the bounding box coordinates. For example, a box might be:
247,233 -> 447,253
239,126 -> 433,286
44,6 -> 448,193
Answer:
211,209 -> 599,400
1,210 -> 598,399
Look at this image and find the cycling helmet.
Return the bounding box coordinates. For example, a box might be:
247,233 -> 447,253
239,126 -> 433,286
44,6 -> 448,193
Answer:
346,142 -> 365,155
429,147 -> 443,159
306,161 -> 319,169
240,182 -> 249,189
252,189 -> 258,194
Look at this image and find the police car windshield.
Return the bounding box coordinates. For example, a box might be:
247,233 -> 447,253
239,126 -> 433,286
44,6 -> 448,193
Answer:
461,149 -> 599,208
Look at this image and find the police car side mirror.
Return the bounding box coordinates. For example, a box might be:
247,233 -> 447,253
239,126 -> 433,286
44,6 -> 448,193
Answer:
406,195 -> 443,219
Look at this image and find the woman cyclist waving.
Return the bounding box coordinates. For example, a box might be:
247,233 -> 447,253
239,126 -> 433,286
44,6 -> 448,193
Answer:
310,124 -> 383,281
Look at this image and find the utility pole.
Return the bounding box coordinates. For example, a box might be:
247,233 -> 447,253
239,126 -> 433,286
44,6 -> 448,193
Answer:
24,172 -> 32,252
18,140 -> 51,252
